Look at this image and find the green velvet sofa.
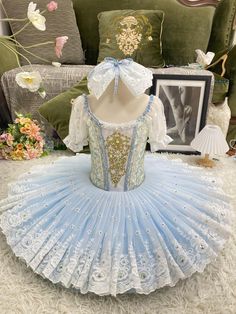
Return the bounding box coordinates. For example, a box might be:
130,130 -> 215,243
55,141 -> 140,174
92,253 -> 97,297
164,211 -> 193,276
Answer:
0,0 -> 236,142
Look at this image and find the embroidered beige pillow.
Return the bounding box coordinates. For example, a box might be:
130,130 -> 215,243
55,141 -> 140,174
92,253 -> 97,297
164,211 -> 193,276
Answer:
2,0 -> 85,65
97,10 -> 165,67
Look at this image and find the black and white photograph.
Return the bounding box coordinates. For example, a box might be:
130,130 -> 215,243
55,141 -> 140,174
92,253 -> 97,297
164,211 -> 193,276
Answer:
150,74 -> 212,152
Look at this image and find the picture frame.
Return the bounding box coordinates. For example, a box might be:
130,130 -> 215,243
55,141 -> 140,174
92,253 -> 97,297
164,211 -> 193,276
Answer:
150,73 -> 212,153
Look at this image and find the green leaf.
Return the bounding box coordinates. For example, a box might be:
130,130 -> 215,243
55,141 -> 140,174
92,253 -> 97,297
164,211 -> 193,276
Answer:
41,151 -> 49,157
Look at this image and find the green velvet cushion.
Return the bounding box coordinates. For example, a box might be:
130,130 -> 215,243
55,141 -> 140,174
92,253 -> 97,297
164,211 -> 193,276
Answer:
0,38 -> 19,130
208,0 -> 236,53
207,48 -> 229,76
212,72 -> 229,104
97,10 -> 165,67
72,0 -> 215,66
2,0 -> 84,65
227,124 -> 236,144
209,45 -> 236,142
0,38 -> 19,77
225,46 -> 236,118
210,46 -> 236,116
226,45 -> 236,143
39,77 -> 88,140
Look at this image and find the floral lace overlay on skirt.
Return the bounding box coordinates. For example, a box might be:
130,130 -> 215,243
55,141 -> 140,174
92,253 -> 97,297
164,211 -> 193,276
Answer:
0,154 -> 232,296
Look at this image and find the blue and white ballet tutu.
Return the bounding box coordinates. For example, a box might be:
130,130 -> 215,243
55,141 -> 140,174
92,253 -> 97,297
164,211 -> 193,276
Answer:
0,154 -> 232,296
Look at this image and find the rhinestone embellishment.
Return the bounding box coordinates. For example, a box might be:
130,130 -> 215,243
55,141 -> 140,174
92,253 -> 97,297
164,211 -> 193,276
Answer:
106,131 -> 131,187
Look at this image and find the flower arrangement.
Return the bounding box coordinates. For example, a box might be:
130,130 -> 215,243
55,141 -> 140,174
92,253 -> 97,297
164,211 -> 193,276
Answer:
0,1 -> 68,97
0,113 -> 47,160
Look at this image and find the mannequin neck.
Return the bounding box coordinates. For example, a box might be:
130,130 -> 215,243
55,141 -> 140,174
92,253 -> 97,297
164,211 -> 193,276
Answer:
99,79 -> 134,104
88,78 -> 149,124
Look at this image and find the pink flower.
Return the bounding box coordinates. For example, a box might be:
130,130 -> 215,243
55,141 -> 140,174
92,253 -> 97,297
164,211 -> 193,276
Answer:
25,144 -> 32,150
0,148 -> 11,160
0,133 -> 8,142
23,151 -> 31,160
35,134 -> 43,142
47,1 -> 58,12
35,140 -> 44,149
20,122 -> 41,140
25,146 -> 41,159
55,36 -> 68,58
6,133 -> 14,146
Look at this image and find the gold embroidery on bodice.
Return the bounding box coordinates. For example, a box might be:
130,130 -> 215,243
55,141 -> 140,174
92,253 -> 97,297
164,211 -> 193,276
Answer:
105,131 -> 131,187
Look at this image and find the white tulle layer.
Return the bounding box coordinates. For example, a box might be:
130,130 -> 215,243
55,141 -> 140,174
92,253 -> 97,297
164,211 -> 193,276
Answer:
0,154 -> 232,296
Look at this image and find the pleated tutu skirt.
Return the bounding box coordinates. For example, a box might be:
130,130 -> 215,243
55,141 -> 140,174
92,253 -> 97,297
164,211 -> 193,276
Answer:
0,154 -> 232,296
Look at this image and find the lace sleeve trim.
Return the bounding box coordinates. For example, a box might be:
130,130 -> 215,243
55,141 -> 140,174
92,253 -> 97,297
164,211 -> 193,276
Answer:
148,96 -> 173,152
63,95 -> 89,152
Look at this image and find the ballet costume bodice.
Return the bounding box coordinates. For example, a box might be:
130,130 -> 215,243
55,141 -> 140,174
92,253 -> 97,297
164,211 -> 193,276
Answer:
63,94 -> 171,192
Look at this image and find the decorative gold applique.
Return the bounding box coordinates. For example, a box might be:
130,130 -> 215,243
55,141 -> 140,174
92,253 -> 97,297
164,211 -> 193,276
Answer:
106,131 -> 131,187
115,16 -> 141,56
105,14 -> 153,56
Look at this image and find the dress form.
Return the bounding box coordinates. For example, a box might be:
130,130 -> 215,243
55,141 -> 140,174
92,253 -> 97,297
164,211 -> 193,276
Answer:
0,57 -> 231,296
88,79 -> 150,124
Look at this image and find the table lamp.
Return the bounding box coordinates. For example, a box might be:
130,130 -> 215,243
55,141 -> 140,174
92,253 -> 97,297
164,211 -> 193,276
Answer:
190,125 -> 229,167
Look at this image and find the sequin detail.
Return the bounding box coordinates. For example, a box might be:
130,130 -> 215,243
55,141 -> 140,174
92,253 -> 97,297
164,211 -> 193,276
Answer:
106,131 -> 131,187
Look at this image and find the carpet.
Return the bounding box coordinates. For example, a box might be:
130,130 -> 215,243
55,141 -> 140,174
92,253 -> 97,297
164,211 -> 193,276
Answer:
0,152 -> 236,314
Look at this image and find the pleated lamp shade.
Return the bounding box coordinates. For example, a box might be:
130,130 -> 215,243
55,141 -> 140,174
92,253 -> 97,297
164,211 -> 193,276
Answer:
191,125 -> 229,155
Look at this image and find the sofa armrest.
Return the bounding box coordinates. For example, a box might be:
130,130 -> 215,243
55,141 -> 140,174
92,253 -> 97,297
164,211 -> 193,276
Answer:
0,38 -> 19,77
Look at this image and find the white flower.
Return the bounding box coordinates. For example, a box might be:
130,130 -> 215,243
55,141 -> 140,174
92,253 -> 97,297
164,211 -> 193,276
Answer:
195,49 -> 215,67
52,62 -> 61,67
27,2 -> 46,31
15,71 -> 42,92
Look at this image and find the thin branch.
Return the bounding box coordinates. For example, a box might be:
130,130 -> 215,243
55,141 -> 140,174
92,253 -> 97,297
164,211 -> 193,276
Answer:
23,41 -> 54,49
0,39 -> 33,68
17,48 -> 52,64
0,1 -> 9,19
0,2 -> 55,65
4,37 -> 52,64
0,40 -> 22,69
9,21 -> 31,38
4,35 -> 54,49
0,18 -> 28,22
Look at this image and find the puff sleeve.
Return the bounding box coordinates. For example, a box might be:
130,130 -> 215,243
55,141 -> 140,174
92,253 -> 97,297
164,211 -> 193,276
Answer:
63,95 -> 89,152
148,96 -> 173,152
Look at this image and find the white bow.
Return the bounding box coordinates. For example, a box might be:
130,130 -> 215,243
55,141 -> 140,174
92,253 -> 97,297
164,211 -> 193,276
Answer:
87,57 -> 153,99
